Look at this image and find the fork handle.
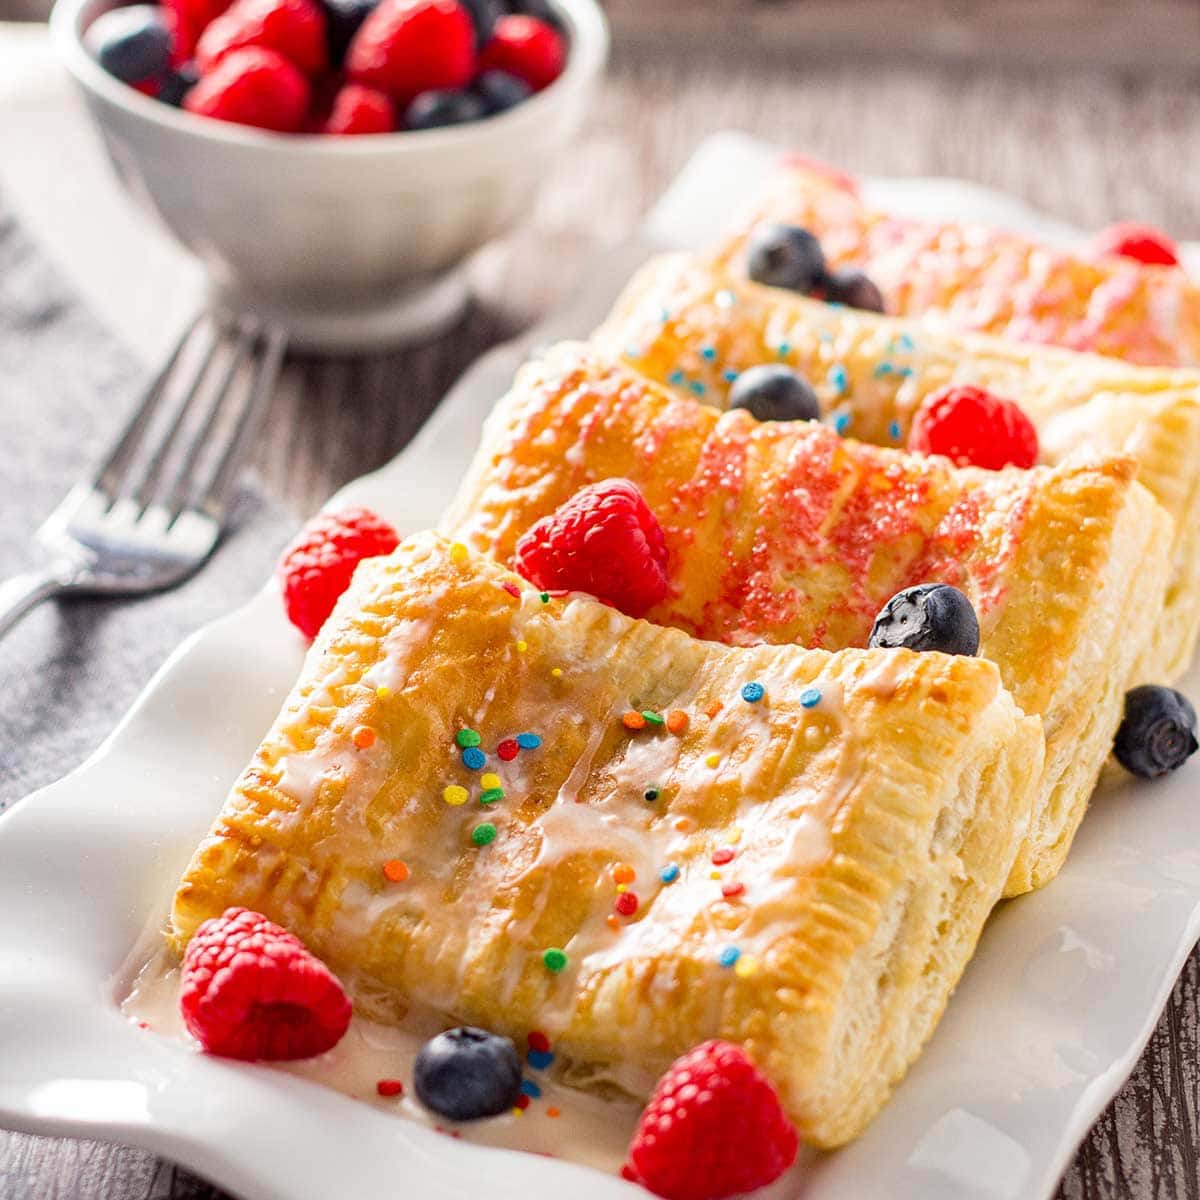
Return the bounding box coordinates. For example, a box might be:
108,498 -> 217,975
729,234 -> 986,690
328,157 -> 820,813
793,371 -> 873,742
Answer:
0,567 -> 70,641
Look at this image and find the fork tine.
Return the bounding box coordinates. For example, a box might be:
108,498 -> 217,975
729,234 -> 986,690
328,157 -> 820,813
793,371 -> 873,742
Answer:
195,321 -> 287,522
93,313 -> 207,502
158,316 -> 260,522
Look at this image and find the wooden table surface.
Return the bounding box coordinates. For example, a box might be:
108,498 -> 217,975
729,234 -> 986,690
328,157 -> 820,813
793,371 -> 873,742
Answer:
3,30 -> 1200,1200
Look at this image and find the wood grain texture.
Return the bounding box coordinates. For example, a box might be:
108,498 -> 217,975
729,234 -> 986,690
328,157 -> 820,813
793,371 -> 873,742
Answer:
4,39 -> 1200,1200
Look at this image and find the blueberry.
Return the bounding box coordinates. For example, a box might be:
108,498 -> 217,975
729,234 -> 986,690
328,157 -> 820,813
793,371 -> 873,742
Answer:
868,583 -> 980,656
474,69 -> 532,115
159,61 -> 199,107
413,1027 -> 523,1121
322,0 -> 377,67
746,223 -> 826,293
728,364 -> 820,423
825,268 -> 886,313
460,0 -> 503,48
405,89 -> 486,130
1113,685 -> 1198,779
85,4 -> 172,86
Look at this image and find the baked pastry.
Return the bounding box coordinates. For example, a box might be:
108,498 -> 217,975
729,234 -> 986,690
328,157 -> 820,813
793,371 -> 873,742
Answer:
442,344 -> 1173,894
710,159 -> 1200,366
169,531 -> 1044,1148
595,253 -> 1200,681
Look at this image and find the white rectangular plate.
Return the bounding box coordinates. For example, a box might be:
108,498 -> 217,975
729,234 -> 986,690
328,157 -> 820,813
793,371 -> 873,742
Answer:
3,132 -> 1200,1200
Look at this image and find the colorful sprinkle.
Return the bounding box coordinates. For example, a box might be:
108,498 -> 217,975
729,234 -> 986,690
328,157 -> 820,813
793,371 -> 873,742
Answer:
376,1079 -> 404,1097
449,542 -> 469,564
741,681 -> 765,703
606,914 -> 621,931
540,592 -> 550,604
873,361 -> 894,378
502,581 -> 521,598
622,711 -> 647,730
443,784 -> 470,806
666,710 -> 689,734
528,1031 -> 551,1053
375,685 -> 391,700
722,369 -> 739,383
528,1049 -> 555,1070
889,420 -> 903,440
612,863 -> 636,885
456,728 -> 482,749
383,859 -> 409,883
700,346 -> 717,361
659,863 -> 680,884
644,787 -> 659,802
689,381 -> 706,397
718,946 -> 741,968
542,948 -> 568,973
516,732 -> 542,749
546,1107 -> 561,1118
497,738 -> 519,761
775,341 -> 791,358
734,954 -> 760,978
834,412 -> 851,434
675,816 -> 694,832
461,747 -> 486,770
480,773 -> 502,790
516,640 -> 528,653
800,687 -> 822,708
615,891 -> 639,916
480,788 -> 504,805
642,710 -> 665,726
828,364 -> 849,394
352,725 -> 376,749
705,752 -> 720,768
514,1095 -> 531,1112
710,870 -> 723,880
705,701 -> 722,719
722,881 -> 746,899
551,668 -> 563,678
712,848 -> 736,865
520,1079 -> 542,1099
668,368 -> 686,386
472,822 -> 497,846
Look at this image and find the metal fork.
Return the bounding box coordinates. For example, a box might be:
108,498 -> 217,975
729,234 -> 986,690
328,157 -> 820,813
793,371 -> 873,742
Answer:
0,310 -> 286,641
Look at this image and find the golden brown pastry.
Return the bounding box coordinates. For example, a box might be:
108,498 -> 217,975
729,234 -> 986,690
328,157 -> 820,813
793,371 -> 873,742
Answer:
442,345 -> 1172,894
594,253 -> 1200,681
170,531 -> 1043,1148
711,158 -> 1200,366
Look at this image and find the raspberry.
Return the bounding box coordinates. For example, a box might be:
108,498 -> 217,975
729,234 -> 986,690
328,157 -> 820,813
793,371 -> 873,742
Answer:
907,384 -> 1039,470
324,82 -> 395,133
346,0 -> 475,104
624,1041 -> 799,1200
277,505 -> 400,637
164,0 -> 233,58
196,0 -> 327,76
512,479 -> 669,618
1090,222 -> 1180,268
477,14 -> 564,91
180,907 -> 352,1060
184,46 -> 310,131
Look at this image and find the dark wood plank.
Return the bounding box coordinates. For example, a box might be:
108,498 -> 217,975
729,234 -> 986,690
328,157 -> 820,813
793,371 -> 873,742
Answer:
5,38 -> 1200,1200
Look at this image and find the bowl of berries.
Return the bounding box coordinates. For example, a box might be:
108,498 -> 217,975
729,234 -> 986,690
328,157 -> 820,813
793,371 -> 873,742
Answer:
51,0 -> 608,350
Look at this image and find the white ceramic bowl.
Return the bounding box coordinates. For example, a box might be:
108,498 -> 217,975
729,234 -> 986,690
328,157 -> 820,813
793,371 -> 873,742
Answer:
51,0 -> 608,351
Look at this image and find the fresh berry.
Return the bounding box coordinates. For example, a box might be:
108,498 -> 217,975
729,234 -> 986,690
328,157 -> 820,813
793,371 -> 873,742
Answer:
823,268 -> 885,312
185,46 -> 310,129
322,0 -> 377,64
413,1027 -> 523,1121
324,82 -> 394,132
86,5 -> 173,84
180,907 -> 352,1060
477,14 -> 564,91
196,0 -> 327,76
1090,222 -> 1180,268
624,1040 -> 799,1200
164,0 -> 234,59
160,60 -> 201,104
868,583 -> 980,657
1113,685 -> 1198,779
277,505 -> 400,637
907,384 -> 1039,470
405,87 -> 484,128
473,67 -> 530,114
728,365 -> 820,423
513,478 -> 670,618
458,0 -> 500,47
346,0 -> 475,104
746,223 -> 826,293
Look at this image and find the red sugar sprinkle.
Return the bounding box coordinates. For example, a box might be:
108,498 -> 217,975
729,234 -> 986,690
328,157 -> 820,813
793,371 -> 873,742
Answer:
711,848 -> 736,866
502,582 -> 522,598
497,738 -> 520,761
515,1094 -> 532,1110
376,1079 -> 404,1097
615,891 -> 640,916
528,1031 -> 552,1053
721,881 -> 745,899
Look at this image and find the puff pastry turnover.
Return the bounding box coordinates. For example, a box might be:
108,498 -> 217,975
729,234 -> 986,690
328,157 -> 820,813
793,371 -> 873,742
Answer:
595,253 -> 1200,682
170,532 -> 1043,1148
442,345 -> 1172,894
712,160 -> 1200,367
